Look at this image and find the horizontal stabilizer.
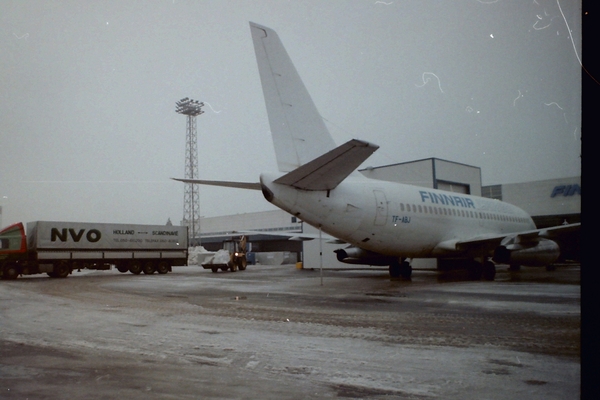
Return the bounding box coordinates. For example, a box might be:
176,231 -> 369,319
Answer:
171,178 -> 261,190
273,139 -> 378,191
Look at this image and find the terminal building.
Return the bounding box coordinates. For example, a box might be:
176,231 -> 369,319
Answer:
195,158 -> 580,268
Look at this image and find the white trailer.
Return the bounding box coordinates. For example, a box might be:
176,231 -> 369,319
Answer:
0,221 -> 188,279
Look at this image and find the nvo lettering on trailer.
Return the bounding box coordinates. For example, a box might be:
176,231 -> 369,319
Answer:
419,191 -> 475,208
551,184 -> 580,198
51,228 -> 101,243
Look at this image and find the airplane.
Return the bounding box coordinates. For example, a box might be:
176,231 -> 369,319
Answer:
174,22 -> 580,281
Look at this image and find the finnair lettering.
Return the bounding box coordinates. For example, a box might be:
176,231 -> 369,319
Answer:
419,191 -> 476,209
51,228 -> 102,243
551,184 -> 580,198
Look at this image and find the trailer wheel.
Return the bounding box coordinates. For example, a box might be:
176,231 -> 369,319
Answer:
53,261 -> 70,278
2,263 -> 19,280
142,261 -> 156,275
211,267 -> 218,273
116,264 -> 129,273
129,261 -> 142,275
157,261 -> 169,274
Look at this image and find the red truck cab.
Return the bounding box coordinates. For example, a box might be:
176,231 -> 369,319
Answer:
0,222 -> 28,279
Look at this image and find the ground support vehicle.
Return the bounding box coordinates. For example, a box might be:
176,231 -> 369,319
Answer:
0,221 -> 188,280
201,236 -> 247,273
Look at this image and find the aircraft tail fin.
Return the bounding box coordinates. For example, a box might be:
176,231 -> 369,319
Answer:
273,139 -> 378,190
250,22 -> 338,173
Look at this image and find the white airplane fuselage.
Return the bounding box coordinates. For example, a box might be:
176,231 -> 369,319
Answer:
261,173 -> 535,259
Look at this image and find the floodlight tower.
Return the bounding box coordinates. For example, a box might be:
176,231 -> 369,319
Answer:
176,97 -> 204,242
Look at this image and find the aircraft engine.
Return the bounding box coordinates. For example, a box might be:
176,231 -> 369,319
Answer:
334,246 -> 396,266
493,238 -> 560,267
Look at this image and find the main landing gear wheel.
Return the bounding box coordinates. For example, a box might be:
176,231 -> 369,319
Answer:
467,261 -> 483,281
399,261 -> 412,279
389,261 -> 400,279
482,261 -> 496,281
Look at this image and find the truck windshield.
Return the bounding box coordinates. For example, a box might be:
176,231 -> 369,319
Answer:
0,223 -> 26,252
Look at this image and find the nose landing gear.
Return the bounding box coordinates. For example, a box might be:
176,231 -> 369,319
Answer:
389,259 -> 412,280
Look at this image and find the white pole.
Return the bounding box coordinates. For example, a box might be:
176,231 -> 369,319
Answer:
319,225 -> 323,286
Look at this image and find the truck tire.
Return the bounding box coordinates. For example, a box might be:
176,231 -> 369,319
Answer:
116,264 -> 129,273
2,263 -> 19,280
237,257 -> 247,271
156,261 -> 169,274
142,261 -> 156,275
53,261 -> 70,278
228,260 -> 237,272
129,261 -> 142,275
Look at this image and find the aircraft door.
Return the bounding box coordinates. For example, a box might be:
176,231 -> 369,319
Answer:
373,190 -> 388,226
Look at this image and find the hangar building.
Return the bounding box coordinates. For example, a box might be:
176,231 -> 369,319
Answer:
195,158 -> 580,268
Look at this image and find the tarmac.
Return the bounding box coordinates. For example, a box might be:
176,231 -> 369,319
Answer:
0,263 -> 580,399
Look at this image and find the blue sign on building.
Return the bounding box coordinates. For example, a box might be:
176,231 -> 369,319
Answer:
551,184 -> 581,198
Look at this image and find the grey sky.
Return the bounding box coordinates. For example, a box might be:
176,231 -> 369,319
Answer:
1,0 -> 581,228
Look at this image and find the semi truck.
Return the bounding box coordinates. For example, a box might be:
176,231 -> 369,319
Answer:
0,221 -> 188,280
